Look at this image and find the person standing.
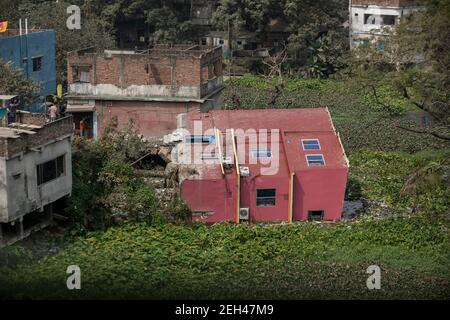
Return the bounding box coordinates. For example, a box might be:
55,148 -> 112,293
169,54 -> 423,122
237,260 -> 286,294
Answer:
7,98 -> 20,124
79,119 -> 85,137
48,103 -> 59,122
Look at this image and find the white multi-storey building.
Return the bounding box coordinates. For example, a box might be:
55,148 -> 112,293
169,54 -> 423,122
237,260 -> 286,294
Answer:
349,0 -> 423,48
0,112 -> 73,247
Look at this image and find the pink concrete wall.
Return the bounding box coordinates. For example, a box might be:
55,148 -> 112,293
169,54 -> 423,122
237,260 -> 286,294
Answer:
182,168 -> 347,223
240,175 -> 290,222
96,100 -> 199,137
181,177 -> 238,223
182,175 -> 290,223
292,168 -> 348,221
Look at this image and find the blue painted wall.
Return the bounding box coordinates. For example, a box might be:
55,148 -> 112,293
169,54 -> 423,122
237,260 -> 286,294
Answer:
0,30 -> 56,111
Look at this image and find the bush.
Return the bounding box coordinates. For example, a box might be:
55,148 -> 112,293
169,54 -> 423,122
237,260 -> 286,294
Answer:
66,119 -> 158,231
345,175 -> 363,200
348,150 -> 450,216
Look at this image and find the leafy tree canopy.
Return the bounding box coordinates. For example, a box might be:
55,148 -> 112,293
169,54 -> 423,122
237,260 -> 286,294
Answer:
349,0 -> 450,141
0,60 -> 41,104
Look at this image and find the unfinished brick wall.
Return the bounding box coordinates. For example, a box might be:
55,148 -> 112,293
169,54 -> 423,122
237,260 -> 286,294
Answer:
0,116 -> 73,159
26,116 -> 73,148
16,112 -> 47,126
68,46 -> 223,96
0,137 -> 27,158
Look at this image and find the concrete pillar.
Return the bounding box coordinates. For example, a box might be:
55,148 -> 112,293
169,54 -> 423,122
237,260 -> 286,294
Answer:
93,111 -> 98,141
47,203 -> 54,225
15,218 -> 23,239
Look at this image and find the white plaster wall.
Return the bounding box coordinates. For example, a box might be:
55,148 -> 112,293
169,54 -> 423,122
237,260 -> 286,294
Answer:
351,6 -> 401,36
351,5 -> 421,43
69,83 -> 201,99
0,158 -> 7,222
2,137 -> 72,222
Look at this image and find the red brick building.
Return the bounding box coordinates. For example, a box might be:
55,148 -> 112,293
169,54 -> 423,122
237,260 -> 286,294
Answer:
66,45 -> 224,139
176,108 -> 349,223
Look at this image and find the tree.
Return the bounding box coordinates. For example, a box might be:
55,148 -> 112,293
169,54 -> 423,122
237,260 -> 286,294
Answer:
146,6 -> 196,44
213,0 -> 280,32
68,119 -> 159,230
87,0 -> 198,45
0,0 -> 24,22
213,0 -> 348,77
0,60 -> 41,104
349,0 -> 450,141
284,0 -> 348,76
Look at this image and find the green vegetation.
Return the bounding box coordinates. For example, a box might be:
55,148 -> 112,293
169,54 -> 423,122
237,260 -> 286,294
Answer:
224,75 -> 450,152
349,0 -> 450,142
0,60 -> 41,104
0,214 -> 448,299
1,150 -> 448,299
350,150 -> 450,215
67,119 -> 160,231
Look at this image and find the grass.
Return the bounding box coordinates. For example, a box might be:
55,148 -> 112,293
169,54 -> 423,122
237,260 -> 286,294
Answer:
0,214 -> 448,299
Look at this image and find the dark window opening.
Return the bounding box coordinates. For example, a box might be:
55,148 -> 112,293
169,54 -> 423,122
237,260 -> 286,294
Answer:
381,15 -> 396,25
364,14 -> 376,25
256,188 -> 276,207
308,210 -> 324,221
186,135 -> 215,144
37,155 -> 65,186
32,57 -> 42,72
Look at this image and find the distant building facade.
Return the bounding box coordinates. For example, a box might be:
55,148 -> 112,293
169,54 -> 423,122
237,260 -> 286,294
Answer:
349,0 -> 423,48
66,45 -> 224,139
0,112 -> 73,247
0,29 -> 57,110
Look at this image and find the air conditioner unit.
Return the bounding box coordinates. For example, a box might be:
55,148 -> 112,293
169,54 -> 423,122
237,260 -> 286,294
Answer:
239,208 -> 249,221
222,156 -> 233,165
240,166 -> 250,177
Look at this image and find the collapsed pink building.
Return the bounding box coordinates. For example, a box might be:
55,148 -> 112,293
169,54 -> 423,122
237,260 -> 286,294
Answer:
177,108 -> 349,223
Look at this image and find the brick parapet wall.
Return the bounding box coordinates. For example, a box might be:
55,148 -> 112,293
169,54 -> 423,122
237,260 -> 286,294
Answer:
67,46 -> 223,98
0,116 -> 73,158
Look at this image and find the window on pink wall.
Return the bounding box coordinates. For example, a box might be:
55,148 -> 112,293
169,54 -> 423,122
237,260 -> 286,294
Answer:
256,189 -> 276,207
308,210 -> 324,221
